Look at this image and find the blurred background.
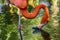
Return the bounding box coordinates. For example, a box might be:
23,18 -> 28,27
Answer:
0,0 -> 60,40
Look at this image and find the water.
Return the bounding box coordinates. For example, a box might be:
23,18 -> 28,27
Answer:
0,4 -> 4,13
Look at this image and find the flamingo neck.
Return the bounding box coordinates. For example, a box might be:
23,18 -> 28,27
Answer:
20,4 -> 48,19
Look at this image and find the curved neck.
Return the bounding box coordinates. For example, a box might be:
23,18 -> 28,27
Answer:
20,4 -> 49,19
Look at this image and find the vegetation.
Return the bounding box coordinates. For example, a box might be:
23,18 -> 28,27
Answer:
0,0 -> 60,40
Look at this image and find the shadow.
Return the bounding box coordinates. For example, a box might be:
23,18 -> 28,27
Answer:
32,27 -> 51,40
40,29 -> 51,40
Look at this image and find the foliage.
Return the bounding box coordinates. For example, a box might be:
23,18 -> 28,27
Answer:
0,0 -> 60,40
